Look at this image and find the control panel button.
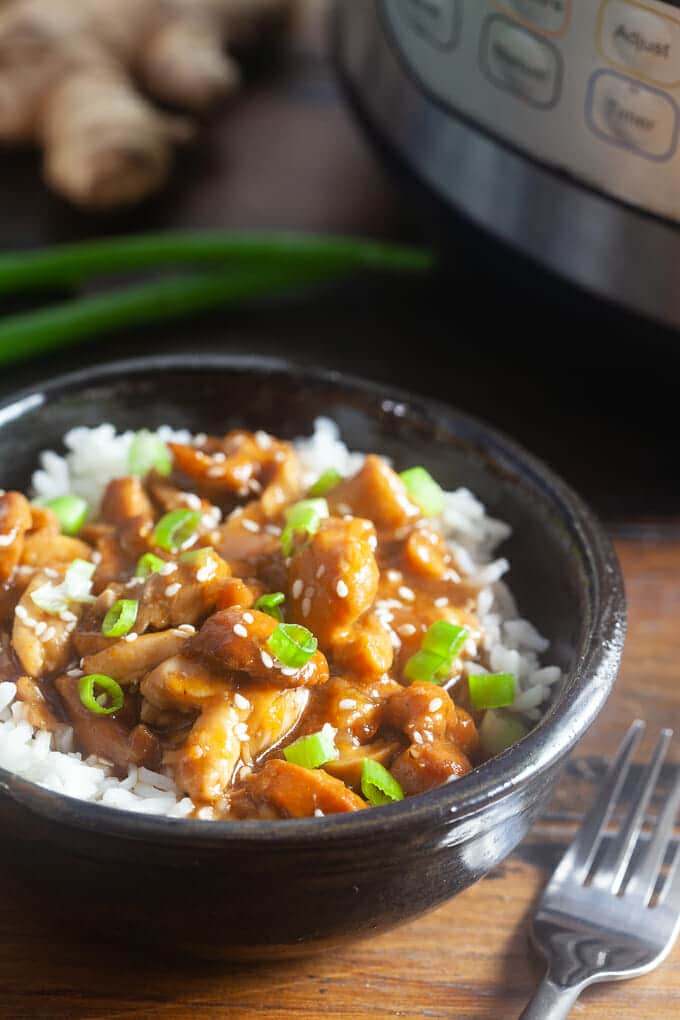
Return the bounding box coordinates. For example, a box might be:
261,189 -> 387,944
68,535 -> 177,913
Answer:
395,0 -> 460,49
599,0 -> 680,85
504,0 -> 569,35
586,69 -> 678,159
481,16 -> 562,107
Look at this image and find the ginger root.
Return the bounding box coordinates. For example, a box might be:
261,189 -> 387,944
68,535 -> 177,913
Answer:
0,0 -> 292,209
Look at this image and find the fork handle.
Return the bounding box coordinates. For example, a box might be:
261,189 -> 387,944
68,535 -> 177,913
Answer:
518,974 -> 582,1019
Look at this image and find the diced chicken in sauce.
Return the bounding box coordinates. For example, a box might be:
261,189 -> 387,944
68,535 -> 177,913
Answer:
0,426 -> 502,821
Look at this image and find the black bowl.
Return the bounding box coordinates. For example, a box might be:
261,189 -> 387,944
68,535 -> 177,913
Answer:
0,356 -> 625,958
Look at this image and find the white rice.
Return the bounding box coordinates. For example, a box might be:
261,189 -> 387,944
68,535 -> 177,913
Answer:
0,417 -> 562,816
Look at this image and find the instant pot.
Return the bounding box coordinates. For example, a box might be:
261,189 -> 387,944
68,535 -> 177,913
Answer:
335,0 -> 680,329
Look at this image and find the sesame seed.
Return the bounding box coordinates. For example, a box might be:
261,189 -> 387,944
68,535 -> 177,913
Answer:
292,579 -> 304,600
234,692 -> 250,711
234,623 -> 248,638
337,502 -> 351,515
412,730 -> 423,745
398,586 -> 415,602
177,624 -> 196,634
281,667 -> 297,677
34,621 -> 47,636
234,723 -> 249,741
338,698 -> 356,710
398,623 -> 417,637
126,577 -> 145,588
66,668 -> 84,678
434,596 -> 449,608
42,626 -> 56,642
387,570 -> 402,583
249,479 -> 262,494
265,524 -> 282,536
314,808 -> 325,817
243,612 -> 254,624
196,564 -> 216,582
302,597 -> 311,618
255,430 -> 272,450
43,567 -> 59,579
213,452 -> 227,463
14,604 -> 28,620
336,580 -> 349,598
316,564 -> 325,579
207,466 -> 225,478
0,528 -> 17,547
124,632 -> 138,642
164,582 -> 181,597
428,698 -> 443,712
60,610 -> 77,623
260,650 -> 274,669
368,535 -> 378,550
181,493 -> 202,510
241,519 -> 260,533
159,562 -> 177,576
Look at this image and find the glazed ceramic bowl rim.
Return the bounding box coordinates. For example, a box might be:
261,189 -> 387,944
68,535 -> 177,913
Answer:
0,354 -> 625,844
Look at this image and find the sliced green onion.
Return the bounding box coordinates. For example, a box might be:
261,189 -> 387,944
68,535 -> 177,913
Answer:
309,468 -> 342,497
479,709 -> 528,756
30,558 -> 95,615
422,621 -> 468,661
44,494 -> 89,536
398,466 -> 444,517
254,591 -> 285,622
404,649 -> 448,685
153,509 -> 201,552
30,583 -> 68,616
128,429 -> 172,478
361,759 -> 404,806
404,622 -> 469,684
468,672 -> 515,710
280,498 -> 329,557
78,674 -> 124,716
283,724 -> 338,769
179,546 -> 214,565
63,559 -> 96,604
135,552 -> 165,578
102,599 -> 138,638
267,622 -> 317,668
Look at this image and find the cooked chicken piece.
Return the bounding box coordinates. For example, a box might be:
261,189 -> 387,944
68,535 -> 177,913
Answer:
287,516 -> 379,649
131,552 -> 231,632
170,699 -> 245,802
328,455 -> 420,533
331,611 -> 394,679
214,507 -> 280,573
55,674 -> 161,772
81,628 -> 190,683
304,673 -> 401,745
20,530 -> 92,569
384,681 -> 457,742
383,682 -> 479,795
186,606 -> 329,688
0,492 -> 32,581
169,430 -> 303,516
141,654 -> 232,713
384,682 -> 479,755
233,759 -> 367,818
390,739 -> 472,796
402,527 -> 453,579
101,477 -> 154,526
11,569 -> 82,678
214,576 -> 263,611
143,656 -> 308,800
28,506 -> 61,534
16,675 -> 62,731
324,739 -> 403,790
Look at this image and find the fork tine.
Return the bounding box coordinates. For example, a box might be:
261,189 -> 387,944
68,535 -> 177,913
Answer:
553,720 -> 644,883
625,763 -> 680,904
657,839 -> 680,909
592,728 -> 673,894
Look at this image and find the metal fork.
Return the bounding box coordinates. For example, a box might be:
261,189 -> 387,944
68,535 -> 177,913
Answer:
519,720 -> 680,1019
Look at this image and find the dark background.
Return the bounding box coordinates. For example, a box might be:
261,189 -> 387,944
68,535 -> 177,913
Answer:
0,5 -> 676,527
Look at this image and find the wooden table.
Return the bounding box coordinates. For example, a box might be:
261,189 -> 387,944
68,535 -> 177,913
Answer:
1,3 -> 679,1017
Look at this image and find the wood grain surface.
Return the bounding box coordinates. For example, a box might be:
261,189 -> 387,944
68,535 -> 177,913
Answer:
0,539 -> 678,1020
